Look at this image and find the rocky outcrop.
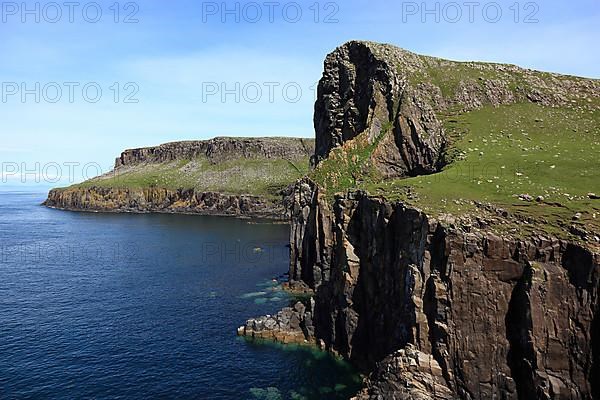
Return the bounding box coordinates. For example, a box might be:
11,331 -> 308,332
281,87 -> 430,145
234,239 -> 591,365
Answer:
282,180 -> 599,399
312,41 -> 599,178
237,301 -> 316,345
116,137 -> 314,168
313,41 -> 445,177
353,345 -> 454,400
44,187 -> 286,219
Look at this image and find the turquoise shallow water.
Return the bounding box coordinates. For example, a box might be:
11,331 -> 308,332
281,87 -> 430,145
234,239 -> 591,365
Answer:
0,191 -> 361,399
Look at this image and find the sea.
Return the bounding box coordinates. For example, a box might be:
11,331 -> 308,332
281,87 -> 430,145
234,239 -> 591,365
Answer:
0,191 -> 361,399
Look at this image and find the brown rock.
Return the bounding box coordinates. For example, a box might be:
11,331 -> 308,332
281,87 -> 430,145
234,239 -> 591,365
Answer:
285,180 -> 599,399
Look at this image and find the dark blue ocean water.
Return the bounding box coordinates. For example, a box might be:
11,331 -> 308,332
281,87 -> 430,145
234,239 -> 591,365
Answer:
0,192 -> 360,399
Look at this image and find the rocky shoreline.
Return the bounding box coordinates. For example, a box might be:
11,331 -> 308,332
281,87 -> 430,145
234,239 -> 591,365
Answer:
44,186 -> 288,220
43,137 -> 315,220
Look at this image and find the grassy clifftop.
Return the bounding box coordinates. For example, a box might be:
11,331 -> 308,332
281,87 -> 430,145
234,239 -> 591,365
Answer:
310,41 -> 599,243
368,103 -> 599,239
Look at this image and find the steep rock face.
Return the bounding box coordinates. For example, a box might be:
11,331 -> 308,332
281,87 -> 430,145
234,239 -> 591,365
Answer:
286,180 -> 599,399
313,41 -> 445,177
116,137 -> 314,168
44,187 -> 285,219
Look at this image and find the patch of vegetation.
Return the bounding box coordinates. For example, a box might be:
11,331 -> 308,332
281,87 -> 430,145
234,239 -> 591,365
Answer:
75,156 -> 310,199
362,103 -> 600,238
309,123 -> 391,196
405,55 -> 598,112
410,59 -> 512,98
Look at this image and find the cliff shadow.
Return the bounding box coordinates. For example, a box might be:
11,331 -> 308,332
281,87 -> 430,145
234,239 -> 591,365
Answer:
344,201 -> 426,369
561,244 -> 599,398
505,264 -> 539,399
592,303 -> 600,399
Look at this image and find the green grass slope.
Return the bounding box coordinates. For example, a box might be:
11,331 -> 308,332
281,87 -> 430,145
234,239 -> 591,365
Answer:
368,103 -> 600,238
77,157 -> 310,200
67,138 -> 314,201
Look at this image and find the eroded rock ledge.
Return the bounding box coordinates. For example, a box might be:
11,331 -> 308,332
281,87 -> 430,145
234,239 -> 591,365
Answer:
353,345 -> 454,400
237,301 -> 316,345
44,187 -> 286,219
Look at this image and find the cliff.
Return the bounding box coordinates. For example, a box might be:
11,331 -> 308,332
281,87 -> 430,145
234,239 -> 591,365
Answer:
44,137 -> 314,219
239,41 -> 600,399
115,137 -> 314,168
313,42 -> 445,176
286,181 -> 599,399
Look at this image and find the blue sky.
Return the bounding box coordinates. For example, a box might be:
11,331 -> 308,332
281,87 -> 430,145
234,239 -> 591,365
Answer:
0,0 -> 598,187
